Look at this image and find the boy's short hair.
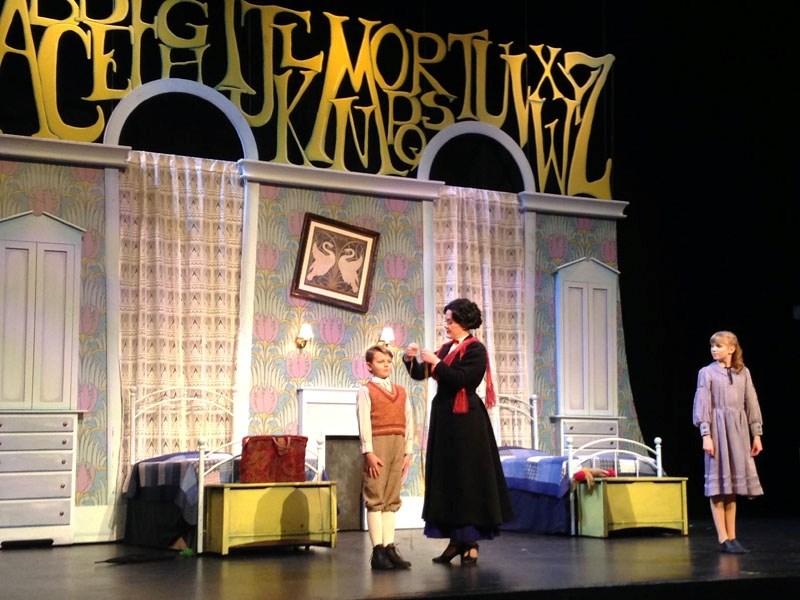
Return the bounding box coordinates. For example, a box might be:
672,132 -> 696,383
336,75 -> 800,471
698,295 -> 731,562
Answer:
365,344 -> 393,363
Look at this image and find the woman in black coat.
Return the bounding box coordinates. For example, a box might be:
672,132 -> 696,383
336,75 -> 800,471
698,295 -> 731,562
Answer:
403,298 -> 513,566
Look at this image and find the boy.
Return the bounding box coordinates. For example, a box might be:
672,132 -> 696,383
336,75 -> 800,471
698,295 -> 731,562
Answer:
356,344 -> 414,570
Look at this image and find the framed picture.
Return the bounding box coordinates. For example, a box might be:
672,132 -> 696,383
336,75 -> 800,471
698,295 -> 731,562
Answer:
291,213 -> 380,313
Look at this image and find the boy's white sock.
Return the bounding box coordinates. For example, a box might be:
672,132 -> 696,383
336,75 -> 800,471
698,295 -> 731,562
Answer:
381,511 -> 396,545
367,510 -> 383,546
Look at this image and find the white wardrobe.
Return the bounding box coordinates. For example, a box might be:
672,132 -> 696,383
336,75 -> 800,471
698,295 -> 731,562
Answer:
552,257 -> 621,453
0,211 -> 83,547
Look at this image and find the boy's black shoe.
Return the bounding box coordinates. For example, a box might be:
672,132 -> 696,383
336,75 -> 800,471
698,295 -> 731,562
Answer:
384,543 -> 411,569
370,544 -> 395,570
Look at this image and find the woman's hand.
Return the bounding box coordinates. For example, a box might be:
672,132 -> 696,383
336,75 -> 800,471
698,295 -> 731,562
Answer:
419,348 -> 440,366
404,342 -> 420,361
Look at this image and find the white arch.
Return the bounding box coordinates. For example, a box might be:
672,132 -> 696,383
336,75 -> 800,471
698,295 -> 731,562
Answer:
102,80 -> 259,505
103,79 -> 258,159
416,121 -> 536,192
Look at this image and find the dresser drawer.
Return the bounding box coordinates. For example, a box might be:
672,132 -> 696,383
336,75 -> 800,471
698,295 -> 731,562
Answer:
565,434 -> 618,450
561,420 -> 618,436
0,415 -> 75,433
0,451 -> 73,473
0,432 -> 74,451
0,473 -> 72,499
0,499 -> 71,527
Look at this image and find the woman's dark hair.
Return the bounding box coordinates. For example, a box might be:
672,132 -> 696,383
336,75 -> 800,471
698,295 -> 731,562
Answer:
444,298 -> 482,330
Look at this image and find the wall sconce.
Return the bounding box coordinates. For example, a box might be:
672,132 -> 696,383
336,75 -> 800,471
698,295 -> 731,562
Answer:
377,326 -> 395,347
295,322 -> 314,349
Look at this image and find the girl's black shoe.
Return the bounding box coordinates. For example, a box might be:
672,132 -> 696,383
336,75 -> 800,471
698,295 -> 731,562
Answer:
720,539 -> 748,554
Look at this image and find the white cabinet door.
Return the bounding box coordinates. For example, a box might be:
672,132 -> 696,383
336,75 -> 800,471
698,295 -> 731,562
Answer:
554,257 -> 618,417
0,240 -> 36,410
32,242 -> 79,410
0,213 -> 82,412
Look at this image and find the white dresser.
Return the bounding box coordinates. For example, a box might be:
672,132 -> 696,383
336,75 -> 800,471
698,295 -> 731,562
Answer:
0,212 -> 83,547
0,413 -> 77,545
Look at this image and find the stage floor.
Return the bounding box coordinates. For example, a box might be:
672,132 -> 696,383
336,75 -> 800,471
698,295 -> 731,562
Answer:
2,517 -> 798,599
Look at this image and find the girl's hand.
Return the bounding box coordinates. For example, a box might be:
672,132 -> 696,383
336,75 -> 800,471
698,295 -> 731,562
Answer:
702,435 -> 715,457
751,435 -> 763,457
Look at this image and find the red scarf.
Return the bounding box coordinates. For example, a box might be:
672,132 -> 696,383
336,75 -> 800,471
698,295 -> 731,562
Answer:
435,337 -> 496,414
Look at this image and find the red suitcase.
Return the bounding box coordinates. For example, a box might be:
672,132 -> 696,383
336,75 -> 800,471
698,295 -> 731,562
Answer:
239,435 -> 308,483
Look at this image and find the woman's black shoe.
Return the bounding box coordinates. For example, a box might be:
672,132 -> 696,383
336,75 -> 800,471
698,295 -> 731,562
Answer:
461,543 -> 479,566
432,543 -> 461,564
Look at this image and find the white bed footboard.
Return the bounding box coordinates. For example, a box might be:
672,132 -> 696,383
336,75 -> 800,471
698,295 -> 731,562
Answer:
128,385 -> 235,553
566,436 -> 664,536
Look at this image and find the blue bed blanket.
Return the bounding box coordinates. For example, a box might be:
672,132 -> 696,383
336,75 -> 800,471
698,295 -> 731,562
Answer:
125,451 -> 235,525
499,447 -> 569,498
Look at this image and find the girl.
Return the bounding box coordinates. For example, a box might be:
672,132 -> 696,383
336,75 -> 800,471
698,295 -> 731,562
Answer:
692,331 -> 764,554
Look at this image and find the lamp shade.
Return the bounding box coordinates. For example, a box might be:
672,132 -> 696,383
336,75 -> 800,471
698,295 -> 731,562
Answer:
298,322 -> 314,341
379,326 -> 395,344
295,322 -> 314,349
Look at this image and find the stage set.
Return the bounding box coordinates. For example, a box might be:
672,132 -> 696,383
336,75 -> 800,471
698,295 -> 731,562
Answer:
1,4 -> 797,600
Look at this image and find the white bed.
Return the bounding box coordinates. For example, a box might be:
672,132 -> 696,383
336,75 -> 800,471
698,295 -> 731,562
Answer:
495,396 -> 684,537
124,385 -> 333,555
124,386 -> 238,552
565,436 -> 687,537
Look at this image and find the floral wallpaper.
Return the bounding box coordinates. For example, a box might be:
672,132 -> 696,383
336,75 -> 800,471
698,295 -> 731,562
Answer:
0,159 -> 109,506
533,214 -> 640,453
0,156 -> 642,508
249,185 -> 427,496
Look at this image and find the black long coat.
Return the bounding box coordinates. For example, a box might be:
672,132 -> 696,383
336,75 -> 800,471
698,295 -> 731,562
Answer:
405,337 -> 513,532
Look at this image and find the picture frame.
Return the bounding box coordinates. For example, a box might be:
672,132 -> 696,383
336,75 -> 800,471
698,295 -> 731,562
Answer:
290,213 -> 380,313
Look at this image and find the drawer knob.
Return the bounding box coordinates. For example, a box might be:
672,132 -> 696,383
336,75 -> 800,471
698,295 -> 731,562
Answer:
61,459 -> 67,465
60,483 -> 66,489
62,439 -> 68,446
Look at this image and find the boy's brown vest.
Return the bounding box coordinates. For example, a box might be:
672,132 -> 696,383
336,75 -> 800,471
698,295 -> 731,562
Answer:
367,382 -> 406,437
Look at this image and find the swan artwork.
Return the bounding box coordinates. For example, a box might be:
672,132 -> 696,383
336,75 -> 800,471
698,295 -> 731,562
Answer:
305,240 -> 335,281
337,247 -> 364,293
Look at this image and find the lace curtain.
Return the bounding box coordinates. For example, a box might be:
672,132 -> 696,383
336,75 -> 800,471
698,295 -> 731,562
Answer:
434,186 -> 528,442
118,152 -> 244,477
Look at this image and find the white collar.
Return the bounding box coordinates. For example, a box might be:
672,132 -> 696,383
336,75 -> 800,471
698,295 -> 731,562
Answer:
371,376 -> 392,390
